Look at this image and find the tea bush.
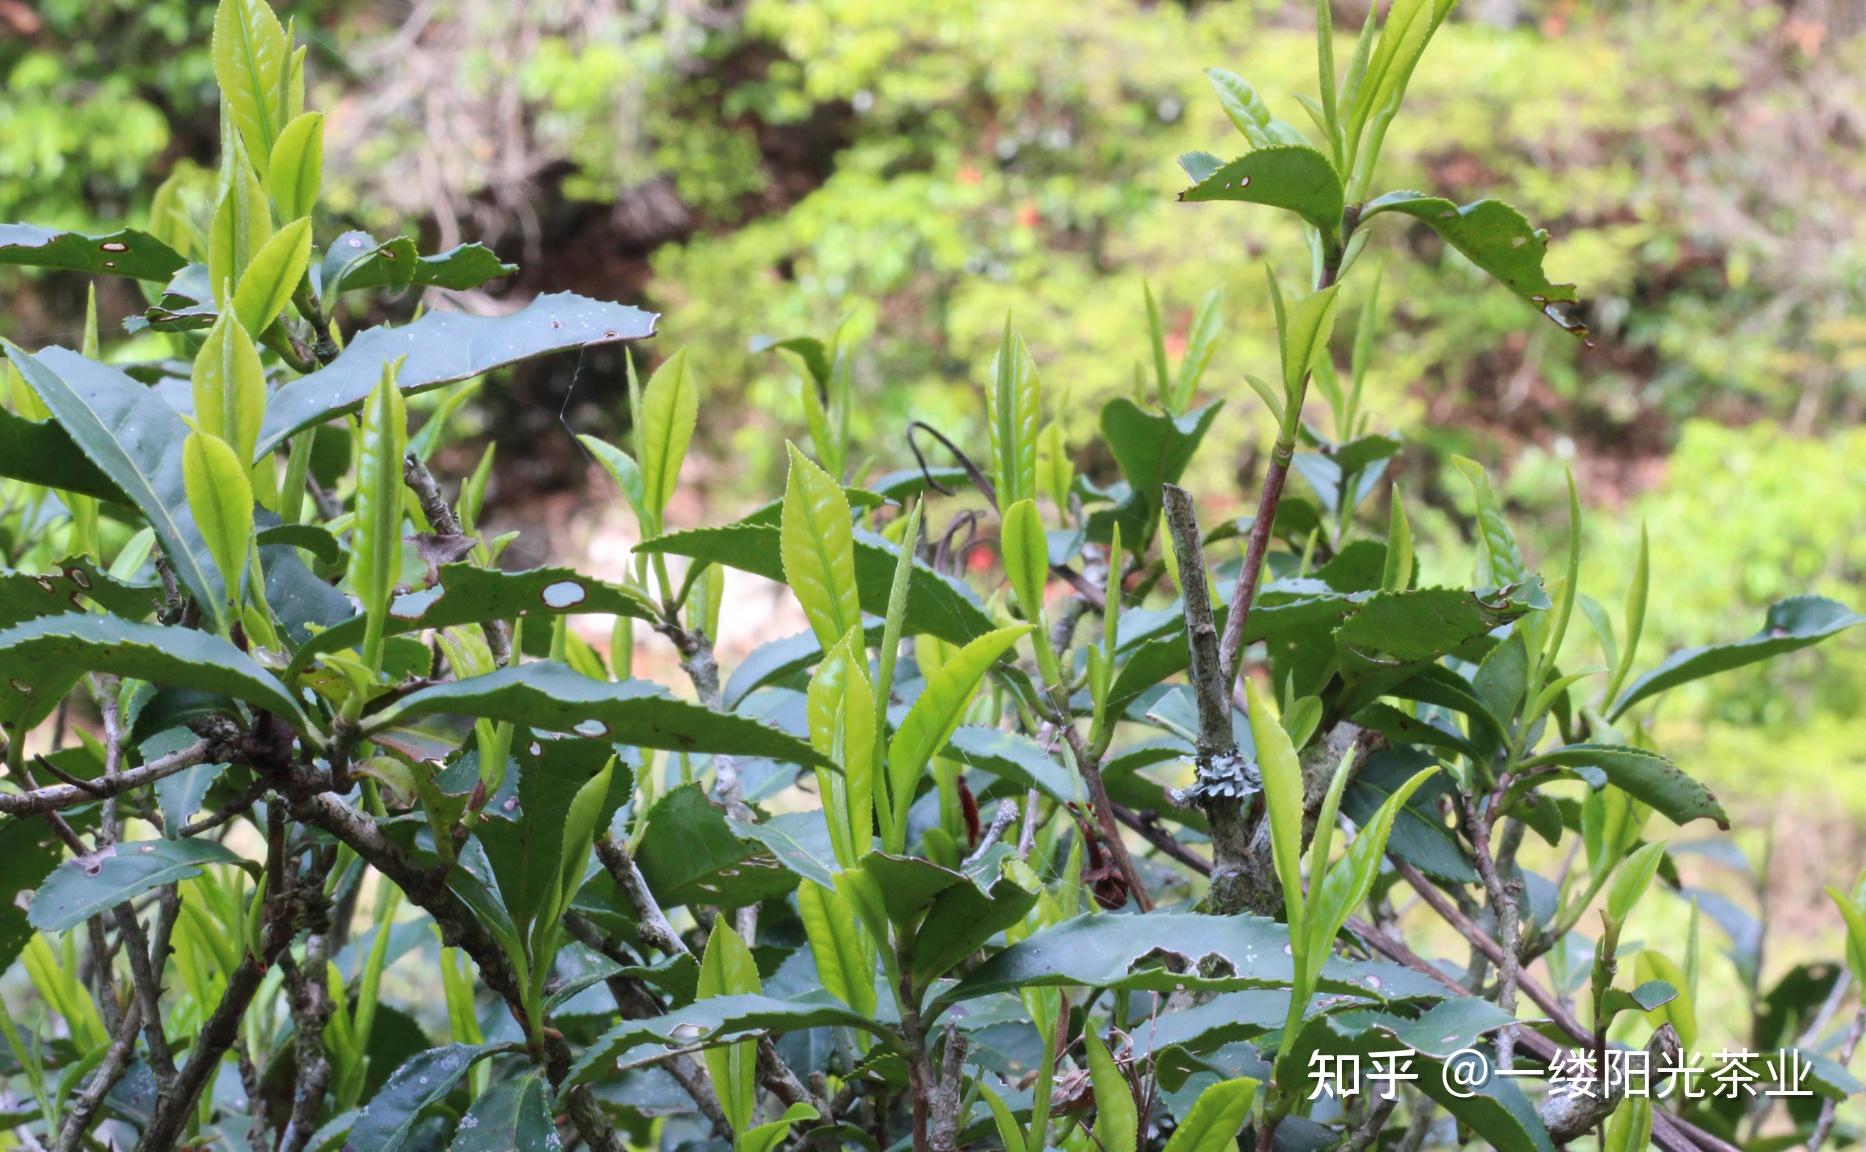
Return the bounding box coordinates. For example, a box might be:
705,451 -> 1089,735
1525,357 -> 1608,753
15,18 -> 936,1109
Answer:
0,2 -> 1862,1150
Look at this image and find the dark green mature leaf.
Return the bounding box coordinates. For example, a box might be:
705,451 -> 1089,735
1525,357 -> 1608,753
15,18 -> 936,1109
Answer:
634,784 -> 801,910
373,663 -> 826,765
5,346 -> 226,614
1335,585 -> 1541,668
0,614 -> 308,735
0,224 -> 187,282
562,994 -> 895,1094
1108,593 -> 1354,715
450,1072 -> 553,1152
939,912 -> 1443,1009
0,405 -> 125,500
722,620 -> 887,709
1611,596 -> 1863,719
945,725 -> 1076,801
1282,1009 -> 1553,1152
0,819 -> 62,971
321,231 -> 517,296
28,838 -> 241,932
638,524 -> 994,646
1525,744 -> 1728,829
1341,748 -> 1476,884
255,293 -> 658,460
910,857 -> 1040,984
287,564 -> 656,676
345,1043 -> 504,1152
1177,146 -> 1346,233
1361,192 -> 1584,334
1087,399 -> 1221,546
477,738 -> 629,932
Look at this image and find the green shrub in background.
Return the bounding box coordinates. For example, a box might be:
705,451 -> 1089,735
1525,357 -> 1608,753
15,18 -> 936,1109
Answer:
3,2 -> 1865,1151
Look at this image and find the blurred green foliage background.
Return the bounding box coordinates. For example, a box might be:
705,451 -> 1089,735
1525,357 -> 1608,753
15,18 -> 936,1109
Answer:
3,0 -> 1862,818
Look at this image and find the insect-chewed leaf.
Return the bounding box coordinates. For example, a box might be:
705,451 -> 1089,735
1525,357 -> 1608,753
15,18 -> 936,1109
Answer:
29,838 -> 241,932
255,293 -> 656,461
231,216 -> 310,335
1362,192 -> 1584,334
0,224 -> 187,282
781,443 -> 862,650
267,111 -> 323,220
287,564 -> 654,676
212,0 -> 289,171
372,662 -> 828,765
1178,145 -> 1345,234
1611,596 -> 1864,719
0,613 -> 308,734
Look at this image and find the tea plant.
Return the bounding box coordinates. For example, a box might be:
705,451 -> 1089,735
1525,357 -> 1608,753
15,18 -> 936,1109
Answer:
0,2 -> 1862,1151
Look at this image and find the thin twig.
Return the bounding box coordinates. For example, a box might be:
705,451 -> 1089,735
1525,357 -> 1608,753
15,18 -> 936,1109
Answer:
1808,1008 -> 1865,1150
0,738 -> 219,815
402,452 -> 510,664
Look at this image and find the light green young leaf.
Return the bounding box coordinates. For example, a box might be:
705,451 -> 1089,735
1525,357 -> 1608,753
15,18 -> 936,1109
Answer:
886,625 -> 1032,851
556,754 -> 616,914
1602,1096 -> 1652,1152
1085,1030 -> 1137,1152
1605,524 -> 1650,708
1175,286 -> 1225,409
212,0 -> 289,171
182,431 -> 253,620
978,1081 -> 1028,1152
780,442 -> 861,650
1449,456 -> 1528,588
348,363 -> 408,672
1634,949 -> 1696,1051
1246,677 -> 1307,930
1303,764 -> 1437,977
1144,280 -> 1171,406
1203,68 -> 1303,149
579,434 -> 649,528
797,881 -> 876,1017
807,627 -> 876,869
637,348 -> 696,531
1606,840 -> 1666,925
697,924 -> 761,1134
267,111 -> 324,221
1381,483 -> 1412,591
192,311 -> 267,467
1161,1077 -> 1258,1152
1826,884 -> 1866,989
1280,284 -> 1342,414
988,320 -> 1041,514
231,216 -> 309,336
739,1103 -> 819,1152
207,145 -> 272,308
1000,499 -> 1048,624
